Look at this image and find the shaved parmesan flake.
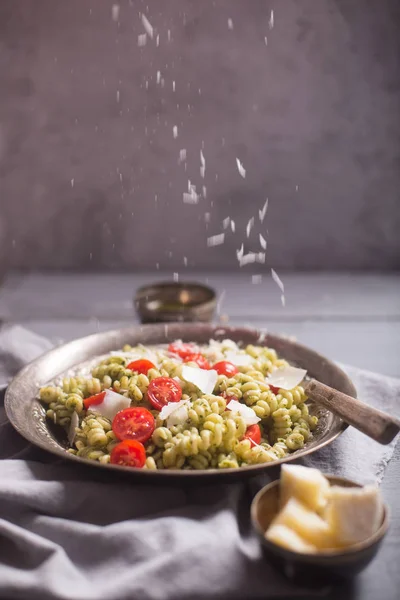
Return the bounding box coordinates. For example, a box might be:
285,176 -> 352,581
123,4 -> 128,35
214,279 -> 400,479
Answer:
217,289 -> 226,314
259,233 -> 267,250
222,217 -> 231,229
228,18 -> 234,30
172,80 -> 176,92
138,33 -> 147,47
160,400 -> 190,427
90,389 -> 130,421
239,252 -> 265,267
173,272 -> 179,282
168,29 -> 171,41
225,351 -> 253,366
68,411 -> 79,445
266,365 -> 307,390
236,158 -> 246,178
183,256 -> 188,266
264,36 -> 268,46
200,166 -> 205,178
271,268 -> 284,293
246,217 -> 254,238
268,9 -> 274,29
173,125 -> 178,138
141,13 -> 154,38
259,199 -> 268,222
202,185 -> 207,198
236,244 -> 244,260
207,234 -> 225,247
252,275 -> 262,284
200,150 -> 206,178
178,149 -> 187,163
156,70 -> 161,84
182,366 -> 218,394
156,34 -> 160,47
183,191 -> 199,204
231,220 -> 236,232
227,400 -> 260,425
112,4 -> 120,22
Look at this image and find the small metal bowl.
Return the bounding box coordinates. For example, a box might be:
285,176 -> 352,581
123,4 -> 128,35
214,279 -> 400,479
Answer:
134,281 -> 216,324
251,475 -> 389,582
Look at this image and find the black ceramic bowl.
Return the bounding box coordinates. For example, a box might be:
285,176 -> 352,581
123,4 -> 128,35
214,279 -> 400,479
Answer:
251,475 -> 389,582
134,281 -> 216,323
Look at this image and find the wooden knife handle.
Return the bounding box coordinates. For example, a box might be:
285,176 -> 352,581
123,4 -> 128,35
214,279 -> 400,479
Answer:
304,379 -> 400,445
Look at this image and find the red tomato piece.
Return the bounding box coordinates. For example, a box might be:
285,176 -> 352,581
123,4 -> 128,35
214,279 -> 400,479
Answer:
110,440 -> 146,468
126,359 -> 156,375
112,407 -> 155,443
83,391 -> 106,410
268,385 -> 280,394
183,353 -> 210,370
213,361 -> 239,377
168,341 -> 197,359
243,424 -> 261,447
147,377 -> 182,411
220,391 -> 239,404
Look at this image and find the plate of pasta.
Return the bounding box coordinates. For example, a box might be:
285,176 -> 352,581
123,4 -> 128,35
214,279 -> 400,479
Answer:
5,324 -> 356,481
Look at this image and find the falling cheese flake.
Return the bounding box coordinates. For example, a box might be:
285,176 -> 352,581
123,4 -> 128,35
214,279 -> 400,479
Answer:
200,150 -> 206,178
226,400 -> 260,426
172,80 -> 176,92
252,275 -> 262,284
264,36 -> 268,46
116,90 -> 120,102
259,233 -> 267,250
266,365 -> 307,390
173,125 -> 178,138
207,233 -> 225,247
228,18 -> 234,30
236,158 -> 246,178
246,217 -> 254,238
259,198 -> 268,222
173,272 -> 179,282
141,13 -> 154,39
182,366 -> 218,394
178,149 -> 187,164
239,252 -> 265,267
204,212 -> 211,222
168,29 -> 171,41
217,289 -> 226,315
202,185 -> 207,198
236,244 -> 244,260
138,33 -> 147,47
183,256 -> 188,266
183,189 -> 199,204
222,217 -> 231,229
71,178 -> 74,188
156,34 -> 160,47
271,268 -> 286,306
268,9 -> 274,29
231,220 -> 236,232
112,4 -> 120,22
156,71 -> 161,84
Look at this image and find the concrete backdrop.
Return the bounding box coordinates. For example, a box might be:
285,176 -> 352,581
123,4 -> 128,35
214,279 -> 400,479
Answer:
0,0 -> 399,272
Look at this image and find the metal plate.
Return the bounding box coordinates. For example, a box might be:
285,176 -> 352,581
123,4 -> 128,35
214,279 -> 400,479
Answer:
5,323 -> 356,483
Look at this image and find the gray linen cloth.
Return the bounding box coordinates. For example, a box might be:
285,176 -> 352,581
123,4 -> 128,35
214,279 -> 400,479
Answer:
0,326 -> 399,600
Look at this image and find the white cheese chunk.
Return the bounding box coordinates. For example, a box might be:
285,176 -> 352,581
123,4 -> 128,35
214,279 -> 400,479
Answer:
159,400 -> 191,427
89,389 -> 130,422
225,351 -> 253,367
181,366 -> 218,394
265,365 -> 307,390
226,399 -> 260,425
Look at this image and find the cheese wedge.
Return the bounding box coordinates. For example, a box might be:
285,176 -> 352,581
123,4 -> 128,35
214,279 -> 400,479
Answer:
280,464 -> 330,512
265,524 -> 317,554
272,498 -> 334,549
325,484 -> 383,546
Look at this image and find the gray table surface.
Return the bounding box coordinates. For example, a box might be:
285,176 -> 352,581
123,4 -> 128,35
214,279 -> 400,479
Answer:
0,271 -> 399,600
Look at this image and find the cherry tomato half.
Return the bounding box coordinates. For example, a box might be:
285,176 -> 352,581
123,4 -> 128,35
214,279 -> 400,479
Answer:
147,377 -> 182,411
112,407 -> 155,443
184,353 -> 210,370
110,439 -> 146,468
83,391 -> 106,410
268,385 -> 280,394
243,424 -> 261,447
126,359 -> 156,375
168,341 -> 197,359
213,361 -> 239,377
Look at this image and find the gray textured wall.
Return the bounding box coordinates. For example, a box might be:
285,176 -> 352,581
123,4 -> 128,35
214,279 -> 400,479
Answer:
0,0 -> 399,272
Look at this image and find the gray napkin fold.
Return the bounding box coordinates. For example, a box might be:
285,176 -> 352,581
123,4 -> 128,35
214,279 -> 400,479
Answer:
0,325 -> 399,600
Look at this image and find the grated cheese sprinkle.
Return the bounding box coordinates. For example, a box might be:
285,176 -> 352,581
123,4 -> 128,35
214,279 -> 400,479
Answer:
259,199 -> 268,222
173,125 -> 178,138
246,217 -> 254,238
207,233 -> 225,247
141,13 -> 154,39
236,158 -> 246,178
138,34 -> 147,47
259,234 -> 267,250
